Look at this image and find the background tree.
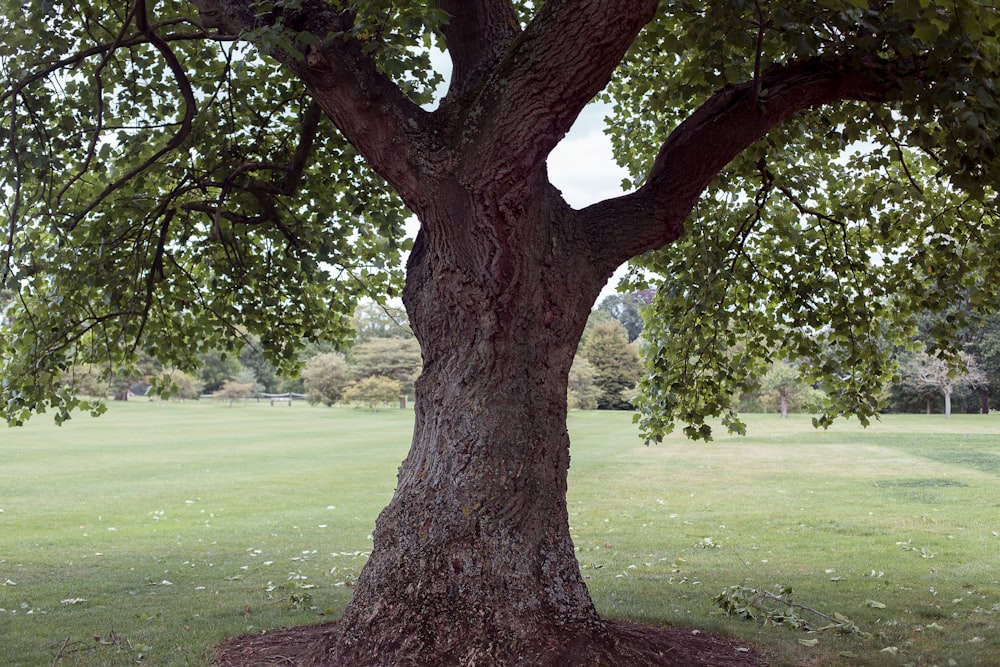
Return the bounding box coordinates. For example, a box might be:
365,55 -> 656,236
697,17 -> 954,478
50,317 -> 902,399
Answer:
757,360 -> 820,418
964,312 -> 1000,412
110,351 -> 161,401
901,351 -> 987,417
0,287 -> 13,325
215,379 -> 254,405
302,351 -> 351,406
346,337 -> 421,398
3,0 -> 1000,663
579,321 -> 643,410
342,375 -> 404,412
157,370 -> 204,400
352,299 -> 412,342
239,342 -> 280,393
567,356 -> 600,411
595,293 -> 645,343
234,366 -> 263,397
197,352 -> 244,394
62,365 -> 112,399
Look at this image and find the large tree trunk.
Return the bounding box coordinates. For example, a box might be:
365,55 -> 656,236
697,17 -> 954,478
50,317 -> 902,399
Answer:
303,183 -> 628,665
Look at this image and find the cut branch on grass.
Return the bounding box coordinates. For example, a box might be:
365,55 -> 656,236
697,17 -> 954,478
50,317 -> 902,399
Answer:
714,584 -> 868,636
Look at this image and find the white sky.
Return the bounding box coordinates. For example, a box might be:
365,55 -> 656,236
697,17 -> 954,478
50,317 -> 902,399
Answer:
547,103 -> 631,209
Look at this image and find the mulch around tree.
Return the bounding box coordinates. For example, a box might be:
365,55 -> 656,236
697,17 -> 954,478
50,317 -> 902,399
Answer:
213,619 -> 768,666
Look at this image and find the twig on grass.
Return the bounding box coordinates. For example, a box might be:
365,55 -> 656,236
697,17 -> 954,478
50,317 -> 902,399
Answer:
51,636 -> 72,666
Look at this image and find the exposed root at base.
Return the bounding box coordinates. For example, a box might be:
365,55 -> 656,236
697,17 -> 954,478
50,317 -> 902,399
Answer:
213,619 -> 767,666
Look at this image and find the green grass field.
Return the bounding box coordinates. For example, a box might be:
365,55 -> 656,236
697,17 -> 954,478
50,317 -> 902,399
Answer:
2,402 -> 999,666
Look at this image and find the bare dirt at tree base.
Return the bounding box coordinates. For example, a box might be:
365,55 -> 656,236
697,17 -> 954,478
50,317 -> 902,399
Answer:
213,620 -> 767,666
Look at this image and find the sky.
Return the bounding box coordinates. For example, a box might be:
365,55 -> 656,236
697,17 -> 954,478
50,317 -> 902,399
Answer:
547,103 -> 631,210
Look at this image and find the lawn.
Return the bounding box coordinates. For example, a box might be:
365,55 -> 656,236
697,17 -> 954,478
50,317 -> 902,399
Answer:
1,402 -> 998,666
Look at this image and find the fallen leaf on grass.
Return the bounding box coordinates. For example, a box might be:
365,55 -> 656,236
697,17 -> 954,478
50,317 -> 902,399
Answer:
797,638 -> 819,647
60,598 -> 88,605
866,600 -> 887,608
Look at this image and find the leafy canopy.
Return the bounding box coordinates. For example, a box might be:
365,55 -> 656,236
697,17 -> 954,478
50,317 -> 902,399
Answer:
605,0 -> 1000,439
2,0 -> 1000,438
1,0 -> 423,423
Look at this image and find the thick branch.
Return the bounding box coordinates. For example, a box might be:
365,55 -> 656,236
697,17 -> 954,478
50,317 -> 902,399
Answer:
461,0 -> 658,178
581,55 -> 917,268
436,0 -> 520,100
189,0 -> 436,212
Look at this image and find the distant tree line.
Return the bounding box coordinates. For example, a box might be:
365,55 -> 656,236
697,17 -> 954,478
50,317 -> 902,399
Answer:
18,296 -> 418,411
589,293 -> 1000,417
13,286 -> 996,417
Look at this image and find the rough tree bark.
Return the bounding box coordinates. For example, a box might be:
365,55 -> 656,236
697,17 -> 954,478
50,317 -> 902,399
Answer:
193,0 -> 913,663
320,183 -> 621,665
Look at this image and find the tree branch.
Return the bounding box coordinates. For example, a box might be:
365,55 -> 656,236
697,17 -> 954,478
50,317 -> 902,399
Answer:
460,0 -> 658,180
189,0 -> 435,212
67,0 -> 199,231
581,55 -> 919,268
867,101 -> 924,195
435,0 -> 520,101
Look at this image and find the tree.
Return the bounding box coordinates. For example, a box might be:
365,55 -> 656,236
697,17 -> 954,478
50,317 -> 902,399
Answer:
595,293 -> 645,342
346,337 -> 421,397
352,298 -> 412,342
3,1 -> 1000,663
342,375 -> 403,412
62,364 -> 113,399
567,356 -> 600,411
234,365 -> 264,395
579,321 -> 643,410
215,379 -> 254,405
965,312 -> 1000,412
0,287 -> 13,326
110,350 -> 162,400
302,351 -> 351,406
901,351 -> 987,417
157,370 -> 204,400
197,352 -> 245,394
758,360 -> 818,418
240,341 -> 280,393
